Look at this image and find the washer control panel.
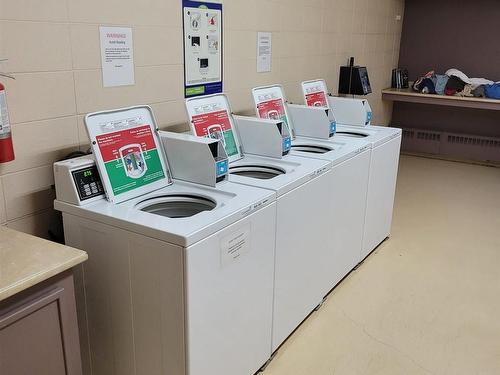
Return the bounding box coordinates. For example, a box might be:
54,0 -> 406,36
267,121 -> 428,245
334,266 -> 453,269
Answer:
54,156 -> 106,206
72,165 -> 104,201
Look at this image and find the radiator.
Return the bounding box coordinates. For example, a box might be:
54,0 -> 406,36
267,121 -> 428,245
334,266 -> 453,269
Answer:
401,128 -> 500,163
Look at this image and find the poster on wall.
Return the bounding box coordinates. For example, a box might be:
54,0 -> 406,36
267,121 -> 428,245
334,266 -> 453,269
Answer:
182,0 -> 223,98
99,26 -> 135,87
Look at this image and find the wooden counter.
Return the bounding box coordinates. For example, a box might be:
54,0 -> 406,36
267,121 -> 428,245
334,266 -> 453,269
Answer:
0,226 -> 87,301
382,87 -> 500,111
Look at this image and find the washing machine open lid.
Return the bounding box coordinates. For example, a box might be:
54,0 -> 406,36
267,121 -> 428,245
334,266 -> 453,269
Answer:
185,94 -> 245,164
301,79 -> 330,109
252,84 -> 297,140
85,105 -> 173,204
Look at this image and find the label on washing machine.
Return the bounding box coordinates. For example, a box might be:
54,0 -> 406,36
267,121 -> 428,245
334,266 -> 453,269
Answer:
215,159 -> 229,178
309,166 -> 330,180
282,136 -> 291,154
366,111 -> 372,124
330,121 -> 336,136
220,225 -> 251,267
358,145 -> 371,153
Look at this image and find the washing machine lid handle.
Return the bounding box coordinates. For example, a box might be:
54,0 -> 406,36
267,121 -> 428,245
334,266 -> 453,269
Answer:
85,105 -> 173,204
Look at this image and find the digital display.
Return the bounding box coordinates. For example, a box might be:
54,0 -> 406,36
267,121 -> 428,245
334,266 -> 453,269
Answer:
84,170 -> 92,177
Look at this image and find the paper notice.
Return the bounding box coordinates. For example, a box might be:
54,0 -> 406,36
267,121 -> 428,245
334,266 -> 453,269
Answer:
220,225 -> 251,267
99,26 -> 135,87
257,32 -> 272,73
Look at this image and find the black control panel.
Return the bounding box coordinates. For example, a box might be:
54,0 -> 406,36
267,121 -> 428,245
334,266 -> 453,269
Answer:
71,165 -> 104,201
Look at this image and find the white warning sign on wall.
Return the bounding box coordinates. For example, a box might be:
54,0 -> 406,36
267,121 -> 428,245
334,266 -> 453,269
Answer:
99,26 -> 135,87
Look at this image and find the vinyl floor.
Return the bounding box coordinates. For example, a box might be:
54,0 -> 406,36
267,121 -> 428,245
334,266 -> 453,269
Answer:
263,155 -> 500,375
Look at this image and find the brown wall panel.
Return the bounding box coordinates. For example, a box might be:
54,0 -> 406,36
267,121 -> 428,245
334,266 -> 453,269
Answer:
394,0 -> 500,137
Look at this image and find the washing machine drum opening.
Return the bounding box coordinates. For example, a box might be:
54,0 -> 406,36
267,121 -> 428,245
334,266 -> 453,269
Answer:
230,164 -> 286,180
136,195 -> 217,218
291,144 -> 333,154
335,131 -> 368,138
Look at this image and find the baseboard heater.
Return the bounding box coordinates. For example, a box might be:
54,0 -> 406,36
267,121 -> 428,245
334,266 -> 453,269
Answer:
401,128 -> 500,163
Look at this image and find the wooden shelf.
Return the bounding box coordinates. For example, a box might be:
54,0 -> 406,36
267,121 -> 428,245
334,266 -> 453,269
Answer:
382,88 -> 500,111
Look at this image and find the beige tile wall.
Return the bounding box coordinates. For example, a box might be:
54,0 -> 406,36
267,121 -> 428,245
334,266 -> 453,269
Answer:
0,0 -> 404,238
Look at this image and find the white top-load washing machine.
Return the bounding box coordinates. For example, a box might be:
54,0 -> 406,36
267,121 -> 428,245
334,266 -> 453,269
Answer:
251,84 -> 373,297
334,124 -> 401,260
184,94 -> 332,352
53,106 -> 279,375
301,79 -> 402,261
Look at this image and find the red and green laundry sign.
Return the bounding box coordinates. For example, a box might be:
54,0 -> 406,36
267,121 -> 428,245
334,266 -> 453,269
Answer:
96,125 -> 165,195
257,98 -> 289,128
305,91 -> 328,108
191,109 -> 239,157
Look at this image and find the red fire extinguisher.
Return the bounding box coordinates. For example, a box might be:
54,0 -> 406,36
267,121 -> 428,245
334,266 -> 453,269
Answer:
0,81 -> 15,163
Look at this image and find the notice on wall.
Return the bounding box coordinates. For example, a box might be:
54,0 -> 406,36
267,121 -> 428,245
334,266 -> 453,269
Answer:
95,125 -> 165,196
99,26 -> 135,87
257,32 -> 272,73
183,0 -> 223,97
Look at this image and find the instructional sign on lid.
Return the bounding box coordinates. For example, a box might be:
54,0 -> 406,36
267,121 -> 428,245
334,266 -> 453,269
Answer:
302,80 -> 329,108
99,26 -> 135,87
96,124 -> 165,195
252,86 -> 291,134
185,94 -> 240,161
